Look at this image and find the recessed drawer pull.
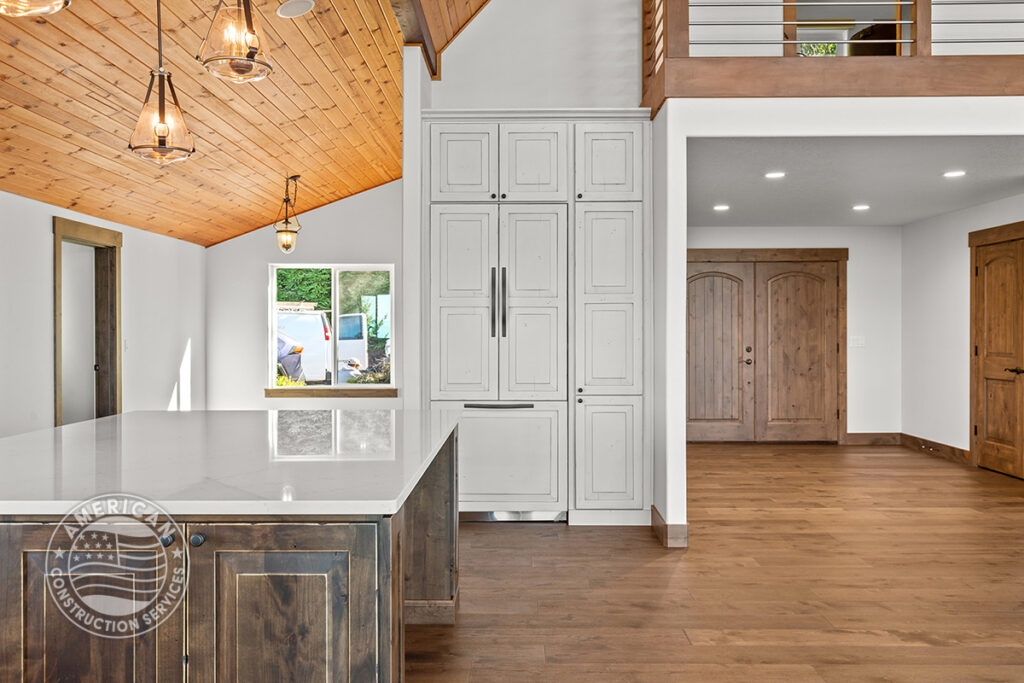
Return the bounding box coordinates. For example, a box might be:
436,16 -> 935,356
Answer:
463,403 -> 535,410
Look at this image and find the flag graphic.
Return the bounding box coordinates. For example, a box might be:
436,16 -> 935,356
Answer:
67,517 -> 169,618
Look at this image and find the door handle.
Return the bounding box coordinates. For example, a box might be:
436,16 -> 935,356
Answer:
463,403 -> 534,410
490,267 -> 497,338
501,267 -> 508,338
1005,368 -> 1024,375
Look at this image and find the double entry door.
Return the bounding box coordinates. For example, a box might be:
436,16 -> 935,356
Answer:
687,258 -> 841,442
431,204 -> 568,401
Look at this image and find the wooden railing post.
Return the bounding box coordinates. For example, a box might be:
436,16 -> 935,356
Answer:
911,0 -> 932,56
666,0 -> 689,58
783,0 -> 797,57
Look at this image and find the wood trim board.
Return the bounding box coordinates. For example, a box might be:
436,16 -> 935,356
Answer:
968,220 -> 1024,248
900,433 -> 971,466
264,388 -> 400,399
53,217 -> 122,427
845,433 -> 902,446
688,248 -> 849,263
651,504 -> 688,548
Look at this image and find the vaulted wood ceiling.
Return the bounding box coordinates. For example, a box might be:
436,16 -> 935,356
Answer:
388,0 -> 490,77
0,0 -> 405,246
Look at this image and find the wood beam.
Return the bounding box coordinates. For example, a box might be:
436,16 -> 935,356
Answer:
387,0 -> 491,79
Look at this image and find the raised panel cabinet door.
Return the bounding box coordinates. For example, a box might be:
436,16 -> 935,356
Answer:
431,205 -> 499,400
432,401 -> 568,512
574,122 -> 644,201
575,203 -> 643,395
430,123 -> 499,202
186,523 -> 384,682
0,524 -> 184,682
686,262 -> 756,441
975,241 -> 1024,478
498,123 -> 570,201
755,261 -> 840,442
499,205 -> 568,400
575,396 -> 644,510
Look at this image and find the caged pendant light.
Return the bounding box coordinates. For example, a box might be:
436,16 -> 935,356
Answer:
128,0 -> 195,164
274,175 -> 302,254
196,0 -> 272,83
0,0 -> 68,17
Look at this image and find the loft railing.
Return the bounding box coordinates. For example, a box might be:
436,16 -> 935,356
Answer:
642,0 -> 1024,109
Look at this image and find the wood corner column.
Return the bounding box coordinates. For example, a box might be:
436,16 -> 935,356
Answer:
911,0 -> 932,57
783,0 -> 797,58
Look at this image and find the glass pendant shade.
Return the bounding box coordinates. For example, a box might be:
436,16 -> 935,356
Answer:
276,226 -> 298,254
198,0 -> 272,83
129,70 -> 195,165
0,0 -> 68,17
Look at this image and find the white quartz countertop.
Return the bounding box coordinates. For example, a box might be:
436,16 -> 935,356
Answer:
0,409 -> 459,516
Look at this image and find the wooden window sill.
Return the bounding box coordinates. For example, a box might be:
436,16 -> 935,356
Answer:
264,387 -> 399,399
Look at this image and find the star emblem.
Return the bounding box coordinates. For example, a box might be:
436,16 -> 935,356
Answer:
54,547 -> 65,559
172,548 -> 183,559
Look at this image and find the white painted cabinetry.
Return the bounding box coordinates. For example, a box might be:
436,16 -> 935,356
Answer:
575,396 -> 643,510
575,122 -> 644,201
427,114 -> 648,522
433,401 -> 568,512
575,203 -> 643,395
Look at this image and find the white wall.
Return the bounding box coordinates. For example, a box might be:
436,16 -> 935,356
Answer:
205,180 -> 404,410
688,225 -> 903,434
428,0 -> 641,109
902,191 -> 1024,449
0,190 -> 207,438
60,242 -> 96,425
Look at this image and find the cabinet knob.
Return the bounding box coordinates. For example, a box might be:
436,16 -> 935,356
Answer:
490,193 -> 496,199
745,359 -> 753,365
159,533 -> 175,548
577,193 -> 583,199
577,398 -> 583,404
577,387 -> 583,393
189,533 -> 206,547
501,193 -> 507,199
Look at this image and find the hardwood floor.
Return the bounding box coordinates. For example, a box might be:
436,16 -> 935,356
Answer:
407,444 -> 1024,682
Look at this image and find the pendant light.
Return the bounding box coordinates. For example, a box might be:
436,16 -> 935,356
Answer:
196,0 -> 272,83
128,0 -> 195,165
0,0 -> 67,17
274,175 -> 302,254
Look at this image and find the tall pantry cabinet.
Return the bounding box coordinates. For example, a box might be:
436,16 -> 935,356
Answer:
426,114 -> 651,523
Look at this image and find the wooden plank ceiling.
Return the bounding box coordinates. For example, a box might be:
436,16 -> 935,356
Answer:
0,0 -> 405,246
388,0 -> 490,77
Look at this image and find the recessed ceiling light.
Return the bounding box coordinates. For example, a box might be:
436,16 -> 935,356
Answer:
943,170 -> 967,178
714,204 -> 730,212
852,204 -> 871,212
765,171 -> 786,179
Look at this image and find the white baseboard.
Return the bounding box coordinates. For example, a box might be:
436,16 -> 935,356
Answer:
568,509 -> 652,526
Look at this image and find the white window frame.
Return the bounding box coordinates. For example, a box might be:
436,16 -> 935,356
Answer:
269,263 -> 397,392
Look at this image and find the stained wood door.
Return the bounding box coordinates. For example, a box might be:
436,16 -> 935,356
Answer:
686,263 -> 756,441
574,122 -> 644,201
186,523 -> 385,682
756,261 -> 840,442
431,205 -> 500,401
499,205 -> 568,400
575,396 -> 644,510
499,123 -> 569,202
575,203 -> 644,395
975,241 -> 1024,478
0,524 -> 183,682
430,123 -> 499,202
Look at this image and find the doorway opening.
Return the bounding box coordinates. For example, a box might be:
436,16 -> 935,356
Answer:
53,218 -> 122,426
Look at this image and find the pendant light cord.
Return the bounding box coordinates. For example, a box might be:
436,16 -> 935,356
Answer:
156,0 -> 164,70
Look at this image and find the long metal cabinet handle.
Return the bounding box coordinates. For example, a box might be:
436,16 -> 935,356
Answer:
501,267 -> 508,338
490,267 -> 497,338
463,403 -> 535,410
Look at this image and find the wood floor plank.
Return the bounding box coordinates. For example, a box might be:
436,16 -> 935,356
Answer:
407,444 -> 1024,681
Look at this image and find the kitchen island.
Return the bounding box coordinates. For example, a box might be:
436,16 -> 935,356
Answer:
0,409 -> 459,682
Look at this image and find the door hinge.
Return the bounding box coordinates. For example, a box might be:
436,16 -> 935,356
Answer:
183,655 -> 188,666
975,266 -> 979,276
975,345 -> 979,356
974,425 -> 978,436
837,409 -> 840,420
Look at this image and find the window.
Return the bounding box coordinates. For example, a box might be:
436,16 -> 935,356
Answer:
270,265 -> 395,392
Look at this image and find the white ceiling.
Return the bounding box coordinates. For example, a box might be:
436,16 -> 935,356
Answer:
688,136 -> 1024,227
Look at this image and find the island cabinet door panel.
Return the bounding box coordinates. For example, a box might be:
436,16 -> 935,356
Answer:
498,123 -> 570,202
185,523 -> 382,683
433,401 -> 568,512
574,123 -> 644,202
575,203 -> 644,395
430,123 -> 499,202
575,396 -> 644,510
0,524 -> 184,682
499,205 -> 568,400
431,205 -> 500,400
